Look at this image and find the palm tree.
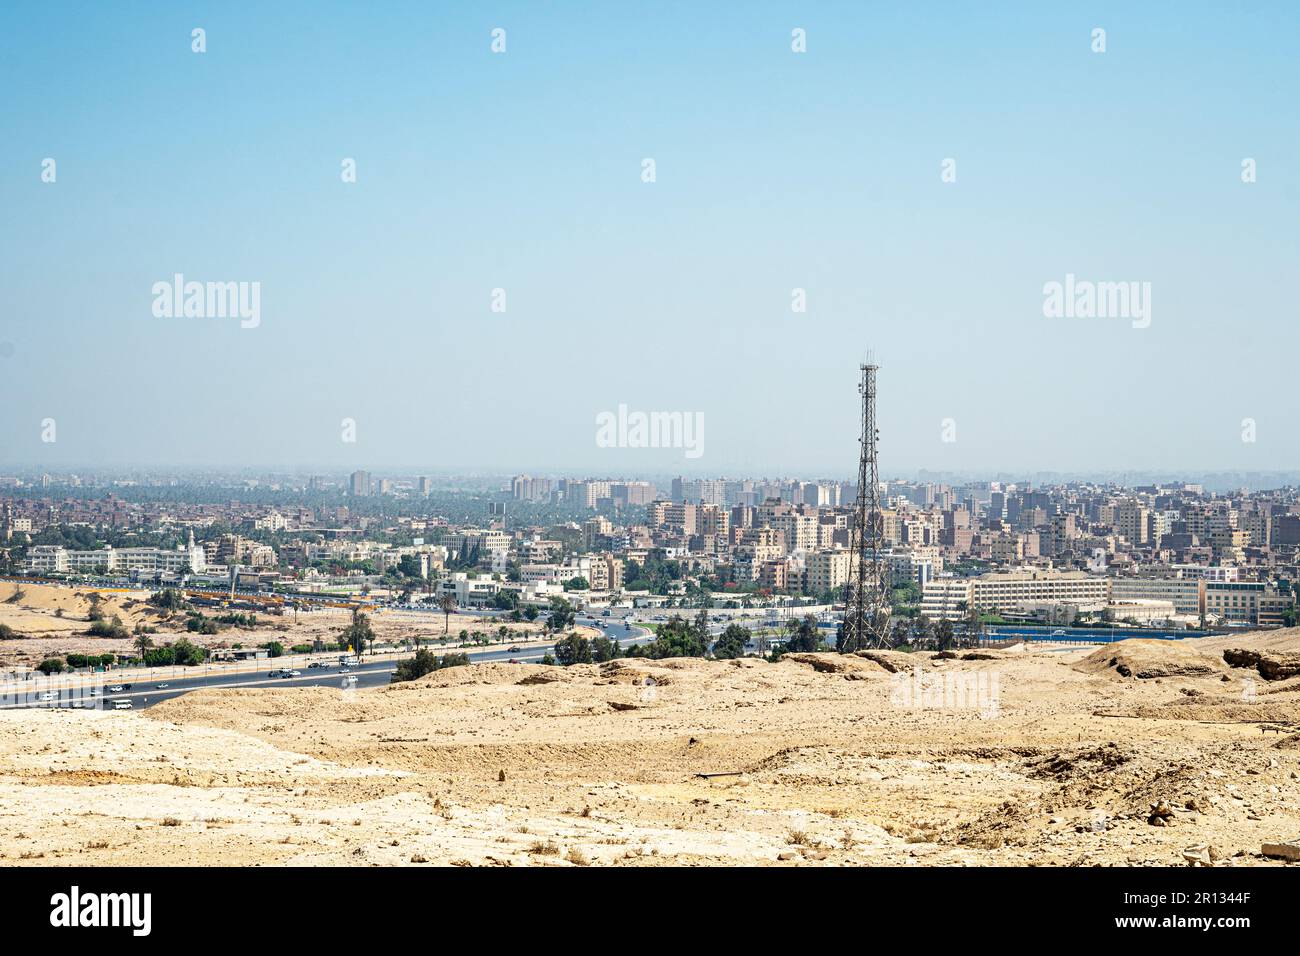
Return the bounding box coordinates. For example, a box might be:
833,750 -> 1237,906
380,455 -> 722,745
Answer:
134,633 -> 153,659
438,594 -> 457,634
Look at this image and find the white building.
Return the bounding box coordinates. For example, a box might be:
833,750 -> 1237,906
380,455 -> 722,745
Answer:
26,543 -> 206,575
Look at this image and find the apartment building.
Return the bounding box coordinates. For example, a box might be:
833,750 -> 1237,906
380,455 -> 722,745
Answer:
1110,576 -> 1204,616
511,475 -> 553,502
921,571 -> 1109,621
1204,580 -> 1264,625
805,548 -> 851,595
26,543 -> 207,574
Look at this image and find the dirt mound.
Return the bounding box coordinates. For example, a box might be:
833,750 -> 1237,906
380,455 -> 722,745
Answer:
1026,741 -> 1134,781
780,652 -> 882,677
1073,639 -> 1226,680
851,649 -> 916,673
1222,648 -> 1300,682
1198,627 -> 1300,654
395,662 -> 558,689
1105,698 -> 1300,723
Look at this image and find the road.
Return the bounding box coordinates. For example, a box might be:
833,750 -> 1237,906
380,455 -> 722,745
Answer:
3,618 -> 652,712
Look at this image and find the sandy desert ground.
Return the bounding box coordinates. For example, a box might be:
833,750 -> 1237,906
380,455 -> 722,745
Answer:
1,620 -> 1298,867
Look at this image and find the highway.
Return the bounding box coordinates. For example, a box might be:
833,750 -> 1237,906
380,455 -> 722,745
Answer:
2,617 -> 652,712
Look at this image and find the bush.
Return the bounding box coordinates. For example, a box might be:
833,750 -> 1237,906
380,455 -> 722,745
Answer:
36,658 -> 65,675
215,612 -> 257,628
87,616 -> 129,639
148,588 -> 189,612
184,612 -> 220,635
264,642 -> 284,658
65,652 -> 116,669
143,638 -> 207,667
391,649 -> 470,683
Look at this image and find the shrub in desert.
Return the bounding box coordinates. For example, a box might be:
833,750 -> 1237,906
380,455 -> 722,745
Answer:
391,649 -> 470,683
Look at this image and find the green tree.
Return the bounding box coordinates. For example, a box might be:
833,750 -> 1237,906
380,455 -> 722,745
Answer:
783,615 -> 822,653
391,649 -> 470,683
438,594 -> 458,634
340,608 -> 374,657
546,597 -> 576,633
711,623 -> 750,659
553,632 -> 592,665
592,635 -> 616,662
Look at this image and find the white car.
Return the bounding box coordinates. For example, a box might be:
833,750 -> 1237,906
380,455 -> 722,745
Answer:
37,691 -> 56,703
281,670 -> 301,678
342,675 -> 358,686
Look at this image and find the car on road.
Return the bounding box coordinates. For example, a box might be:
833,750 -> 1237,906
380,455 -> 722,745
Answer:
107,684 -> 127,692
308,661 -> 326,669
37,691 -> 56,702
156,683 -> 169,689
341,675 -> 358,686
508,646 -> 521,653
111,700 -> 133,710
282,670 -> 301,678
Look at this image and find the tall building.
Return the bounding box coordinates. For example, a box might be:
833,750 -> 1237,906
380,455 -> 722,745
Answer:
349,470 -> 371,497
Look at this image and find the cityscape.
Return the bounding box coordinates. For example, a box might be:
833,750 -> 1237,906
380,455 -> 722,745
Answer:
4,463 -> 1300,636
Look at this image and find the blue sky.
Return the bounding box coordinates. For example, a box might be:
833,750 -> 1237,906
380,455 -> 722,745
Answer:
1,1 -> 1296,477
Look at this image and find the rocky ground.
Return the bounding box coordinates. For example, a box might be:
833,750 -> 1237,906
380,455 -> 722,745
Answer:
1,627 -> 1298,866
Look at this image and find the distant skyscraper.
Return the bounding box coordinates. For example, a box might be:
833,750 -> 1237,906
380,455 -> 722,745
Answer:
418,476 -> 433,496
349,470 -> 370,497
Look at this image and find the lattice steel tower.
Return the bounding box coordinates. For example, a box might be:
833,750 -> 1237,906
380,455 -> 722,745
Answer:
839,361 -> 892,652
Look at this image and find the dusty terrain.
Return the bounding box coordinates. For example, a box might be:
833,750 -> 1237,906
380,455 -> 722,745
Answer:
1,626 -> 1298,866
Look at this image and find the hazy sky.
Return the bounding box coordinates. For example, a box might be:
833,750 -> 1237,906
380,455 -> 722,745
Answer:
1,2 -> 1296,477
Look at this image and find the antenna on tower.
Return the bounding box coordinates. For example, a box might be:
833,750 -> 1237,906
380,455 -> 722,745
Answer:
839,361 -> 892,652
